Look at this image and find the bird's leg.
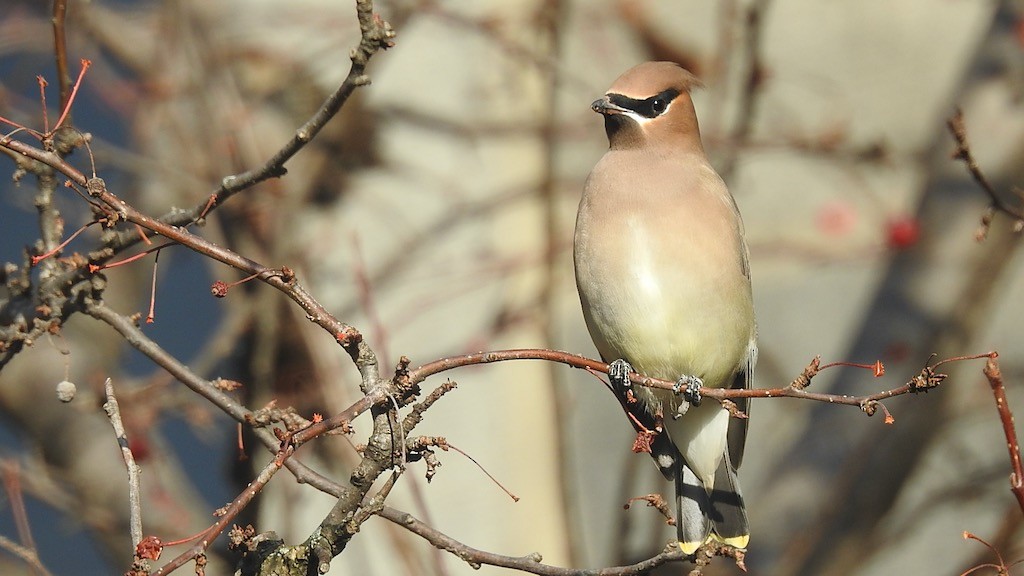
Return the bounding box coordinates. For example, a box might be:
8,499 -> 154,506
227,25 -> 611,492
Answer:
608,359 -> 634,397
673,374 -> 704,408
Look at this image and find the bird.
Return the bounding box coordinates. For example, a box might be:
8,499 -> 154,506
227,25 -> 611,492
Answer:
573,61 -> 756,555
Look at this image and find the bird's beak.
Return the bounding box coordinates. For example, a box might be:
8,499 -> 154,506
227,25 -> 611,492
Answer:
591,96 -> 629,116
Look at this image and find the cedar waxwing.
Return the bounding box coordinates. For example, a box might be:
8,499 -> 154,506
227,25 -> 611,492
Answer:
574,62 -> 756,555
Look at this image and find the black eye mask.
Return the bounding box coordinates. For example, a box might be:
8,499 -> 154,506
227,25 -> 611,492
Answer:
608,88 -> 680,119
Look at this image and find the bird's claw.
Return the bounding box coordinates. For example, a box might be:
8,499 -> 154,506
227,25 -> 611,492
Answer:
673,375 -> 704,407
608,359 -> 634,394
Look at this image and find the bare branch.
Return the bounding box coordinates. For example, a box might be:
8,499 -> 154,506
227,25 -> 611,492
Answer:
0,147 -> 378,384
205,0 -> 396,216
982,356 -> 1024,516
377,506 -> 684,575
405,348 -> 994,419
149,445 -> 294,576
85,302 -> 252,422
0,0 -> 392,390
102,378 -> 144,548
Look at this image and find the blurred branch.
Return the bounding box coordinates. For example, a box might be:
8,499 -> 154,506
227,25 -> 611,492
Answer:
0,462 -> 46,576
51,0 -> 72,115
718,0 -> 773,180
0,535 -> 53,576
947,108 -> 1024,236
535,0 -> 580,567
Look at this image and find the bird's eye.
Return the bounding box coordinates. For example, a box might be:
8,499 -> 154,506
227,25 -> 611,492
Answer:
651,98 -> 667,115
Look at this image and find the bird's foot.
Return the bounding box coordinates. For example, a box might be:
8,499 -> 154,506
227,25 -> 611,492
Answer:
608,359 -> 634,395
672,375 -> 704,407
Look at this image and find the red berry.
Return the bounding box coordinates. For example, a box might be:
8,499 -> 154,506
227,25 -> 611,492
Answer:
887,216 -> 920,249
816,201 -> 857,237
129,437 -> 151,462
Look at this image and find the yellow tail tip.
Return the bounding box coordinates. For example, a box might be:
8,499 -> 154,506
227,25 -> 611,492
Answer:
716,533 -> 749,549
677,540 -> 702,555
677,534 -> 749,555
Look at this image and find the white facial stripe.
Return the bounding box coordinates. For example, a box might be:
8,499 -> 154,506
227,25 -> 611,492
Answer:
620,110 -> 651,124
617,98 -> 673,126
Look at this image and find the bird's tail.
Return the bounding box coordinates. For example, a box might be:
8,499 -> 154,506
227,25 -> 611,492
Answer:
675,454 -> 749,555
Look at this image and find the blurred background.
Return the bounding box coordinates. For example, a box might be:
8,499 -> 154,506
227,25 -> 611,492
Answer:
1,0 -> 1023,574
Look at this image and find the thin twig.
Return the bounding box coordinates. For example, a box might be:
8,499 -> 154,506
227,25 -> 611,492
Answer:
202,0 -> 395,217
445,442 -> 519,502
102,378 -> 144,548
947,109 -> 1009,214
958,531 -> 1023,576
51,60 -> 90,133
149,444 -> 294,576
